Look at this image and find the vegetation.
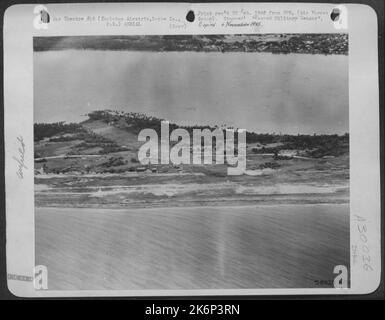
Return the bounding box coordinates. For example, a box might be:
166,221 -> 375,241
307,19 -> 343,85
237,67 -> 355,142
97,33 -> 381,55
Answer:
87,110 -> 349,158
34,122 -> 86,141
259,162 -> 281,169
103,157 -> 127,167
33,110 -> 349,176
34,34 -> 348,55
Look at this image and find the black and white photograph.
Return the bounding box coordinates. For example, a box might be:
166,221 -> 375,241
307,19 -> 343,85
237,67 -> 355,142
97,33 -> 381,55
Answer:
2,2 -> 382,299
33,33 -> 350,290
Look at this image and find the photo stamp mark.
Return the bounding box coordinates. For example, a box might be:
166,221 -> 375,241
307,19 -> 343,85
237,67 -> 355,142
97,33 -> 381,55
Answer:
7,265 -> 48,290
13,135 -> 27,179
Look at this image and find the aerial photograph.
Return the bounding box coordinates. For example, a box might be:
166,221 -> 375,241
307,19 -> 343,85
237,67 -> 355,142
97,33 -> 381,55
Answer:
33,34 -> 349,290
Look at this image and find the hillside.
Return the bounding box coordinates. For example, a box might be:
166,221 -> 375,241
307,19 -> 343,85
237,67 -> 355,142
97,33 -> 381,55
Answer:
33,110 -> 349,208
34,109 -> 349,176
35,110 -> 349,180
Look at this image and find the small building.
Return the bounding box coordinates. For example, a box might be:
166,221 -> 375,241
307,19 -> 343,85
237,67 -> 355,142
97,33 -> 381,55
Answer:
278,150 -> 297,157
137,166 -> 158,173
36,165 -> 46,175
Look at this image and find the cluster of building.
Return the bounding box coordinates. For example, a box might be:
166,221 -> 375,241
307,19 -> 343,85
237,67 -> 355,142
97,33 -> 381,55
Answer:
136,165 -> 185,174
34,162 -> 187,176
158,34 -> 348,55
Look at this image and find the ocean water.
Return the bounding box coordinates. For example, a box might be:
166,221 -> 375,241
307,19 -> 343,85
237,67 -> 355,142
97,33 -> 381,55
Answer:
34,51 -> 348,134
35,204 -> 349,290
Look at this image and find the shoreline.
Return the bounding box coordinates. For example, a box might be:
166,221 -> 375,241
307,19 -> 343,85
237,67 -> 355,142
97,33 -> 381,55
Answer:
35,201 -> 349,213
34,48 -> 349,56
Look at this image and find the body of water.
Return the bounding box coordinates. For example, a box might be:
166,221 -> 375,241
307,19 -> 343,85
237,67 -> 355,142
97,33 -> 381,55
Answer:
34,51 -> 348,134
35,204 -> 349,290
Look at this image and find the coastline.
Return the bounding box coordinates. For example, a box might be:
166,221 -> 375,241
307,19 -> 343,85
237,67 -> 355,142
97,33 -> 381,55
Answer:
35,202 -> 350,212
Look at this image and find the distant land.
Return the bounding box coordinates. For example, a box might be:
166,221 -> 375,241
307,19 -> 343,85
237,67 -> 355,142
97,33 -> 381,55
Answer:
34,109 -> 349,174
34,34 -> 348,55
34,110 -> 349,208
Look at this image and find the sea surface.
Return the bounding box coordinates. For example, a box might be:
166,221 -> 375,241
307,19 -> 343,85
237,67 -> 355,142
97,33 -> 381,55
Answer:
35,204 -> 349,290
34,51 -> 348,134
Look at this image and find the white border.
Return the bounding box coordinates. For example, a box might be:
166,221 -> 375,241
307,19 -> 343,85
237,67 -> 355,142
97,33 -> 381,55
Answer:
3,3 -> 381,297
